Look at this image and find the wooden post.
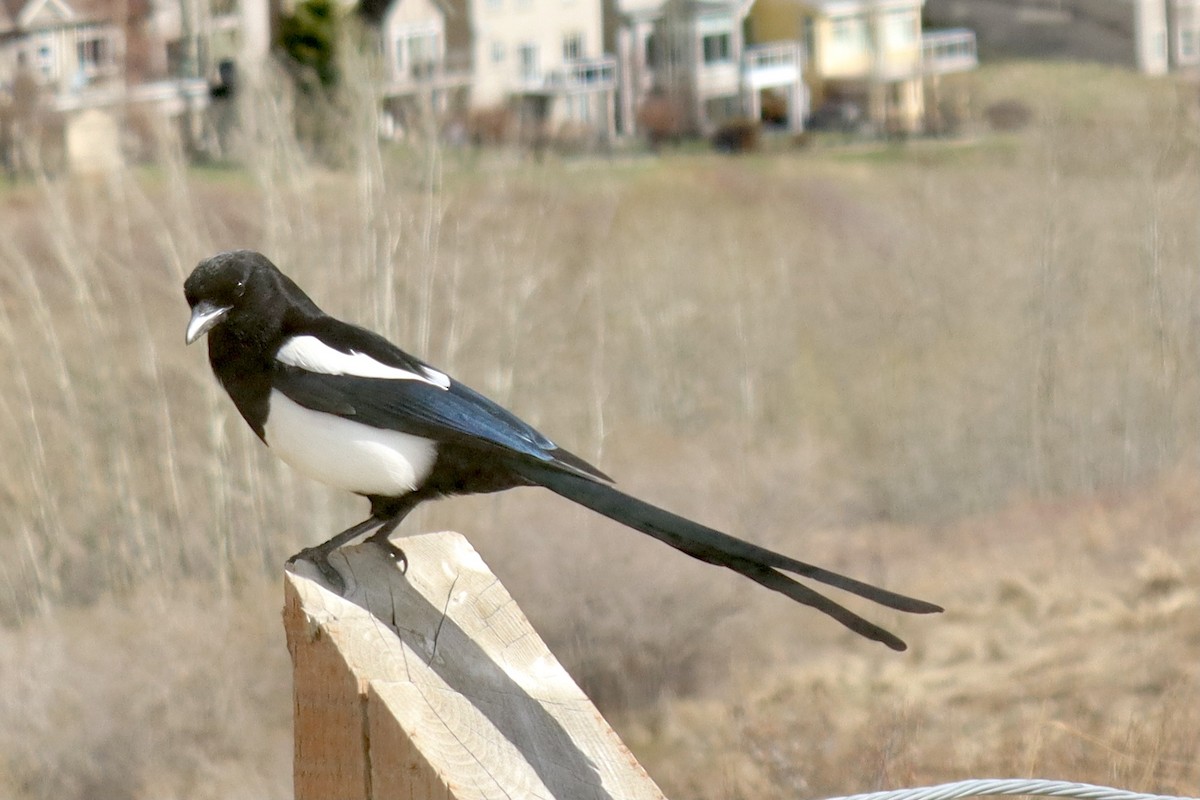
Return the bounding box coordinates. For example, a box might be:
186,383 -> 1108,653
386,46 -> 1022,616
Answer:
283,532 -> 668,800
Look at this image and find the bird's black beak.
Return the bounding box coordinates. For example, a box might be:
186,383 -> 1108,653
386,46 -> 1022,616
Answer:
186,301 -> 232,345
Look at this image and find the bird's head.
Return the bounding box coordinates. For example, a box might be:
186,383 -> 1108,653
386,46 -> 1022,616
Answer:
184,250 -> 296,346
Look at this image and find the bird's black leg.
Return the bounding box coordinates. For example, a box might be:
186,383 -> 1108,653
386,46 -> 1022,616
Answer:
365,505 -> 417,572
286,515 -> 385,590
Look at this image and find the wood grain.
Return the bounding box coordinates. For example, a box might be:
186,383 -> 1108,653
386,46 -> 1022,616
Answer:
283,532 -> 667,800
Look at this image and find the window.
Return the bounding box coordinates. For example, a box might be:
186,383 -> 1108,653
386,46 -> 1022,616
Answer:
37,43 -> 54,80
562,32 -> 583,61
644,32 -> 659,66
702,32 -> 731,64
396,30 -> 439,78
885,9 -> 917,46
830,14 -> 866,51
77,37 -> 110,71
407,31 -> 439,77
1182,28 -> 1198,59
517,43 -> 539,82
491,41 -> 506,63
408,33 -> 434,63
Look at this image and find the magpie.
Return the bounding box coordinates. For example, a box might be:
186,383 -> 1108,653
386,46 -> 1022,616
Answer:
184,249 -> 941,650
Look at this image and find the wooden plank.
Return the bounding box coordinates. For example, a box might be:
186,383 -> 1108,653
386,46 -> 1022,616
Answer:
284,563 -> 372,800
283,532 -> 667,800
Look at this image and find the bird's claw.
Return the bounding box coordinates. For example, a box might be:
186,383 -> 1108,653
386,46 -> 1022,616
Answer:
374,539 -> 408,573
287,547 -> 347,593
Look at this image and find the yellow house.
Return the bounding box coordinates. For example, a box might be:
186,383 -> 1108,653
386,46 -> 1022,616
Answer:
749,0 -> 941,134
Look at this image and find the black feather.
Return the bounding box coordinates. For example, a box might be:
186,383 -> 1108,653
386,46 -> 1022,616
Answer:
512,462 -> 942,650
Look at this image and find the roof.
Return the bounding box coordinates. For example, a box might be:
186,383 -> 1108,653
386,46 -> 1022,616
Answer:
801,0 -> 923,13
362,0 -> 453,26
616,0 -> 749,22
0,0 -> 147,34
0,0 -> 24,33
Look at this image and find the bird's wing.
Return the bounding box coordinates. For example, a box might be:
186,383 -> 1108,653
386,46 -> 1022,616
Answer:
276,318 -> 453,389
270,330 -> 610,482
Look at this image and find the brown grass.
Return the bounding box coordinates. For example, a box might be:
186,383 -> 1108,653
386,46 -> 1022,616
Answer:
0,61 -> 1198,797
623,471 -> 1200,797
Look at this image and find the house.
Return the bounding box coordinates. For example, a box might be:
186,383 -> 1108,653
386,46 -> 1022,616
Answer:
0,0 -> 208,172
0,0 -> 124,95
140,0 -> 271,83
923,0 -> 1199,78
445,0 -> 617,140
362,0 -> 470,137
747,0 -> 976,134
1103,0 -> 1200,75
1171,0 -> 1200,68
608,0 -> 805,136
359,0 -> 617,141
1147,0 -> 1195,71
1137,0 -> 1171,73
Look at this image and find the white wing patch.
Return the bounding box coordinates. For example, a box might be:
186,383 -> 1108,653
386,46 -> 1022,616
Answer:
265,390 -> 438,495
277,335 -> 450,389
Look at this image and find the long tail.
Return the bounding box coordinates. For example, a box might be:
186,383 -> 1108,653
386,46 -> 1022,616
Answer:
514,463 -> 942,651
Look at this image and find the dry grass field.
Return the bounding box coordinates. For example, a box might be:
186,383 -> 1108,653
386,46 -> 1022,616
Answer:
1,61 -> 1198,798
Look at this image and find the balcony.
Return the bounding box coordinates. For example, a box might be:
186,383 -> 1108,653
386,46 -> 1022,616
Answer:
743,42 -> 801,89
384,50 -> 472,97
922,28 -> 977,75
519,56 -> 617,94
54,78 -> 210,114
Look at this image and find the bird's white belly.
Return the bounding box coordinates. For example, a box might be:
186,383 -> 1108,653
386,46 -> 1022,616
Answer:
264,390 -> 437,496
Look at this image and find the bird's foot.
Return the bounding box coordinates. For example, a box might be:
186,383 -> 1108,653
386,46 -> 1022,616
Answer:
286,546 -> 347,593
368,532 -> 408,573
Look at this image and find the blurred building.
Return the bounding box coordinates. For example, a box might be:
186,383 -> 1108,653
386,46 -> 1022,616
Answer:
609,0 -> 805,136
358,0 -> 471,139
0,0 -> 207,173
747,0 -> 976,135
1134,0 -> 1200,74
1136,0 -> 1170,73
452,0 -> 616,141
0,0 -> 125,93
1124,0 -> 1200,75
365,0 -> 616,143
923,0 -> 1200,77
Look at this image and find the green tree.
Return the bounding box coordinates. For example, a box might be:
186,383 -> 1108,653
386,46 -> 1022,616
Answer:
277,0 -> 341,91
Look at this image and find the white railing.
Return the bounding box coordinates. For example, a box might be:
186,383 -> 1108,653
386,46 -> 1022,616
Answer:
385,49 -> 472,95
522,55 -> 617,93
922,28 -> 977,75
743,41 -> 800,72
53,78 -> 210,113
742,41 -> 801,88
386,63 -> 472,94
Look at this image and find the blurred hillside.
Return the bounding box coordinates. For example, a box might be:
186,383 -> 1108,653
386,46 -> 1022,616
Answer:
925,0 -> 1135,63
